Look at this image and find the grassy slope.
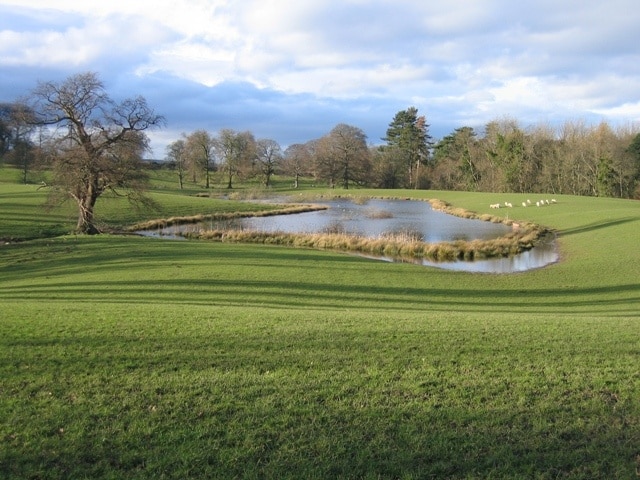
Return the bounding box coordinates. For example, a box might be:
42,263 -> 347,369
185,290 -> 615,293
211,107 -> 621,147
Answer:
0,177 -> 283,241
1,170 -> 639,478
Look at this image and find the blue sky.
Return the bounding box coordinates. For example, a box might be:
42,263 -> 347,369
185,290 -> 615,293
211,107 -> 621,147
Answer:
1,0 -> 639,158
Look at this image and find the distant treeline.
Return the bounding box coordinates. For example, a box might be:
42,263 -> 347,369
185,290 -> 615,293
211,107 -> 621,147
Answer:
3,99 -> 639,198
164,111 -> 640,198
426,118 -> 640,198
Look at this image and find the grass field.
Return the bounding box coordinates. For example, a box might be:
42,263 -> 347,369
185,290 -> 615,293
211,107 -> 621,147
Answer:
1,167 -> 639,478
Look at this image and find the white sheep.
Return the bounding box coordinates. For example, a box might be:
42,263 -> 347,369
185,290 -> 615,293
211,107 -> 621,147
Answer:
551,199 -> 557,203
504,202 -> 513,208
522,202 -> 527,207
536,201 -> 541,207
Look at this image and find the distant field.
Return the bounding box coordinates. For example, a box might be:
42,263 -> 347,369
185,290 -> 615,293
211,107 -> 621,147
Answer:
1,167 -> 639,478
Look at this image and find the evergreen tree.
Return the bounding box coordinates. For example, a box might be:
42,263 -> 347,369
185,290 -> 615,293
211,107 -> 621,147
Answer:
383,107 -> 432,188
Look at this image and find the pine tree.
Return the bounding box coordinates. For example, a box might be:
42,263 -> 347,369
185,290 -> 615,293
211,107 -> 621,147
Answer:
383,107 -> 432,188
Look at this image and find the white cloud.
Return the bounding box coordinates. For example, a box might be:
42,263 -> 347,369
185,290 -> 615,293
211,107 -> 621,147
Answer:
0,8 -> 173,69
0,26 -> 117,67
138,40 -> 238,86
1,0 -> 640,154
592,102 -> 640,121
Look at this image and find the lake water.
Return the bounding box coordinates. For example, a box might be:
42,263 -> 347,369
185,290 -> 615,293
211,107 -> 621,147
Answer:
142,198 -> 558,273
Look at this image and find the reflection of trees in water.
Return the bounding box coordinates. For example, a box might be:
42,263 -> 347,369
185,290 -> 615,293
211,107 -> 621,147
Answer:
365,208 -> 394,219
336,208 -> 359,221
322,221 -> 347,234
381,228 -> 424,242
192,218 -> 246,232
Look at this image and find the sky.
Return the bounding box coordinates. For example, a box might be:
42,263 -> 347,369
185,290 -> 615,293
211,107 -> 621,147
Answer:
1,0 -> 639,158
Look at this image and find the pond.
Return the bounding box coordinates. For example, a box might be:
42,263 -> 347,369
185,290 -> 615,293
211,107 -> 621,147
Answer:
141,198 -> 558,273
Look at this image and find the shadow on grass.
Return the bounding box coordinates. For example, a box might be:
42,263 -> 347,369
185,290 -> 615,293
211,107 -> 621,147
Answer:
1,236 -> 639,315
2,277 -> 639,316
560,216 -> 639,236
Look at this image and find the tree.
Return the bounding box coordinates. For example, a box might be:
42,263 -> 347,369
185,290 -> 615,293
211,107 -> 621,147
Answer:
486,126 -> 527,193
382,107 -> 432,188
184,130 -> 215,188
371,146 -> 403,188
0,103 -> 17,163
215,129 -> 255,189
0,103 -> 37,176
25,72 -> 163,234
10,139 -> 36,184
608,124 -> 638,198
432,127 -> 480,191
596,156 -> 616,197
626,133 -> 640,198
313,135 -> 341,188
165,139 -> 187,189
325,123 -> 371,189
283,143 -> 311,188
556,120 -> 591,195
255,138 -> 282,187
628,132 -> 640,161
528,124 -> 560,194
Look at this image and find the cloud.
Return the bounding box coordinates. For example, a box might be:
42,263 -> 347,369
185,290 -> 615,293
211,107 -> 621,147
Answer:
592,101 -> 640,120
0,5 -> 175,70
133,75 -> 402,156
1,0 -> 639,158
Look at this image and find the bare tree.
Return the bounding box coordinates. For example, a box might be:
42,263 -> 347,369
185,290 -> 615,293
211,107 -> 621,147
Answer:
184,130 -> 215,188
255,138 -> 282,187
325,123 -> 371,189
371,146 -> 404,188
314,135 -> 341,188
25,72 -> 164,234
0,103 -> 37,180
283,143 -> 311,188
165,138 -> 187,189
215,129 -> 255,189
0,104 -> 13,162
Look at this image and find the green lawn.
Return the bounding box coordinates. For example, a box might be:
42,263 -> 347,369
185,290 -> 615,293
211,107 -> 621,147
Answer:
1,169 -> 639,478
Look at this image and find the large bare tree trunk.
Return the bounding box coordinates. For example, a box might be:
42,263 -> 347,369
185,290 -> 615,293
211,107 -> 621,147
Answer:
75,186 -> 100,234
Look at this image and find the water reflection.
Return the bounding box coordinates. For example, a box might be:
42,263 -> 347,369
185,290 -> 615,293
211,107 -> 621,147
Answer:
224,198 -> 512,242
366,233 -> 558,273
140,198 -> 558,273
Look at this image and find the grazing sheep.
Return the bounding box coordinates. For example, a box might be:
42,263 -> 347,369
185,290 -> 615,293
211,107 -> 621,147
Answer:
527,199 -> 532,205
490,203 -> 500,209
551,198 -> 557,203
522,202 -> 527,207
536,201 -> 541,207
545,199 -> 550,205
504,202 -> 513,208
